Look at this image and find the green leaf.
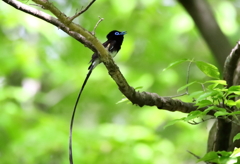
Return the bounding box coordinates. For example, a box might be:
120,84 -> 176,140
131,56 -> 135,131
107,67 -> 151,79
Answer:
197,91 -> 218,102
231,148 -> 240,158
228,95 -> 239,100
116,98 -> 129,104
236,99 -> 240,108
162,59 -> 188,71
198,151 -> 232,163
198,151 -> 219,162
184,110 -> 204,121
233,133 -> 240,142
163,118 -> 185,129
204,80 -> 226,93
229,111 -> 240,115
207,83 -> 220,90
205,80 -> 227,85
226,100 -> 236,107
203,106 -> 226,115
134,86 -> 143,90
227,90 -> 240,96
195,61 -> 220,79
195,100 -> 213,108
230,91 -> 240,95
214,107 -> 227,111
214,111 -> 229,117
189,91 -> 204,98
177,81 -> 197,92
228,85 -> 240,91
217,151 -> 232,157
211,90 -> 224,100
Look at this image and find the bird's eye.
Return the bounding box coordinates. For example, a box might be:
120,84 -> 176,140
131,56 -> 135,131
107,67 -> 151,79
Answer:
115,32 -> 120,35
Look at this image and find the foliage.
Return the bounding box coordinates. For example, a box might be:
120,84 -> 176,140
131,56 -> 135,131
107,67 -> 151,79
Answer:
198,151 -> 237,164
1,0 -> 240,164
164,60 -> 240,163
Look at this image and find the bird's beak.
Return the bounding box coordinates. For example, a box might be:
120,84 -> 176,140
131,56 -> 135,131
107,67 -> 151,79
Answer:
120,31 -> 127,35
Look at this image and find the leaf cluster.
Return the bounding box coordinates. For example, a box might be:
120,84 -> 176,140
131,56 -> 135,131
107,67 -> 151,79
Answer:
164,60 -> 240,163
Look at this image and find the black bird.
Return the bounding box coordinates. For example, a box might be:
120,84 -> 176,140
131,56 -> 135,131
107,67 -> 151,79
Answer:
69,30 -> 126,164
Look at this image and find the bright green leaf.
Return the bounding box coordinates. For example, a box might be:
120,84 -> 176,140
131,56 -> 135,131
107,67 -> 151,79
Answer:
163,59 -> 188,71
214,107 -> 227,111
233,133 -> 240,142
116,98 -> 129,104
207,83 -> 220,90
195,61 -> 220,79
236,99 -> 240,108
226,100 -> 236,107
203,107 -> 226,115
189,91 -> 204,98
163,118 -> 185,129
203,106 -> 216,113
195,100 -> 213,108
211,90 -> 224,100
229,111 -> 240,115
198,151 -> 219,162
218,151 -> 232,157
177,81 -> 197,92
232,91 -> 240,95
184,110 -> 204,121
228,85 -> 240,91
231,148 -> 240,157
214,111 -> 229,117
205,80 -> 227,85
197,91 -> 218,102
135,86 -> 143,90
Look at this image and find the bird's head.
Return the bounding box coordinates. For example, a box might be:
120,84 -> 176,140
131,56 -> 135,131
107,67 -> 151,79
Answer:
106,30 -> 127,40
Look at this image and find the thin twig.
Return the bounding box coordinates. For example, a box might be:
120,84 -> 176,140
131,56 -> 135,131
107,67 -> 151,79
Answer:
188,116 -> 215,125
186,60 -> 193,94
201,83 -> 206,92
29,3 -> 45,9
92,17 -> 104,35
69,0 -> 96,22
166,59 -> 193,98
187,150 -> 201,159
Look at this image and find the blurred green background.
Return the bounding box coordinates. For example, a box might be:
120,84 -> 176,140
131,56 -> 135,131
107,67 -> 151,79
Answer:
1,0 -> 239,163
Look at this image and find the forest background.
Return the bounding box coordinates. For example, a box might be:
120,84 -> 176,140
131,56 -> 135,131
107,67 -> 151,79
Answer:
1,0 -> 239,163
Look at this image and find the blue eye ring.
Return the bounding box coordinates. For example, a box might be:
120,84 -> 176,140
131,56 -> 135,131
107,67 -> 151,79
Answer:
115,32 -> 120,35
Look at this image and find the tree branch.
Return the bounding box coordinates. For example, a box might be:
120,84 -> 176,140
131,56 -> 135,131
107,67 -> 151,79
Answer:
2,0 -> 98,52
69,0 -> 96,22
3,0 -> 214,116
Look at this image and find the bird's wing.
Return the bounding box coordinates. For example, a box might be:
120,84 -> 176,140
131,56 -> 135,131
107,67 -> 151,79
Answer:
88,40 -> 117,70
104,40 -> 116,52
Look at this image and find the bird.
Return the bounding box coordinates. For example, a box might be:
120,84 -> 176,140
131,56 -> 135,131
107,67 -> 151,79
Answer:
69,30 -> 126,164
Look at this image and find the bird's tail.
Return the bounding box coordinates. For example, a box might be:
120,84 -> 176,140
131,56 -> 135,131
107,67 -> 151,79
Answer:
69,68 -> 93,164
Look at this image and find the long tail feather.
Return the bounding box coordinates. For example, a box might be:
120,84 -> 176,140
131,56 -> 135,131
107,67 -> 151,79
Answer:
69,68 -> 93,164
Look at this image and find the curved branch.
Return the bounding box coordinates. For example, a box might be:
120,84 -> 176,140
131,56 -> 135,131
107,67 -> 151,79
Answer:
69,0 -> 96,21
2,0 -> 97,52
3,0 -> 212,115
